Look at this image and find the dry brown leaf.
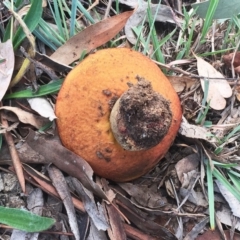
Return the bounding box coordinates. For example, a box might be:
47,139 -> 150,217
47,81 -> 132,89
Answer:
124,224 -> 158,240
116,194 -> 177,239
222,51 -> 240,68
124,3 -> 176,44
236,85 -> 240,101
0,40 -> 14,101
118,183 -> 167,208
23,164 -> 85,212
101,179 -> 126,240
72,178 -> 109,231
48,166 -> 80,240
175,153 -> 200,184
234,65 -> 240,74
0,106 -> 48,129
35,51 -> 72,72
0,122 -> 19,134
26,130 -> 111,202
194,54 -> 232,110
179,117 -> 215,142
216,207 -> 240,233
50,11 -> 133,65
196,229 -> 240,240
167,76 -> 198,93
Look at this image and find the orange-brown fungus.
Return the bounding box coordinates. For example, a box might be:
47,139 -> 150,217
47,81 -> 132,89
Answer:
56,48 -> 182,182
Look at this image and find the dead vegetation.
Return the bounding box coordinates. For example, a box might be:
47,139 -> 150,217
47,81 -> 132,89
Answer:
0,0 -> 240,239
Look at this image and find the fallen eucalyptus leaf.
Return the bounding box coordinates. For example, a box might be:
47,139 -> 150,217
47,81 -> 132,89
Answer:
215,180 -> 240,218
0,206 -> 55,232
179,117 -> 216,142
48,166 -> 80,240
0,106 -> 48,129
195,54 -> 232,110
192,0 -> 240,20
50,11 -> 133,65
27,97 -> 56,121
0,40 -> 14,101
124,1 -> 178,44
72,178 -> 109,231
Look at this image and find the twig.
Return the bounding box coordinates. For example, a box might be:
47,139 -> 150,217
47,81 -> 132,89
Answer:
0,105 -> 25,193
153,59 -> 240,83
231,40 -> 240,78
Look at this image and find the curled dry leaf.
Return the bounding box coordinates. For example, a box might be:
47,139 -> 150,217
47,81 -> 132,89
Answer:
50,11 -> 133,65
222,52 -> 240,68
167,75 -> 198,93
175,153 -> 200,184
27,97 -> 56,121
235,86 -> 240,102
196,229 -> 240,240
0,40 -> 14,101
216,206 -> 240,232
0,106 -> 49,129
101,179 -> 126,240
0,122 -> 19,134
116,194 -> 177,239
222,51 -> 240,74
179,117 -> 216,142
87,220 -> 108,240
194,54 -> 232,110
124,2 -> 177,44
215,180 -> 240,218
118,183 -> 167,208
185,217 -> 209,240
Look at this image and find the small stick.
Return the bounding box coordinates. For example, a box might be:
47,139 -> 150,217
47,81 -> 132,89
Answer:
0,105 -> 25,193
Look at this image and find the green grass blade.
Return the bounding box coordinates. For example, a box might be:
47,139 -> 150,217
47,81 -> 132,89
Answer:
199,48 -> 235,57
195,79 -> 210,124
213,168 -> 240,201
201,0 -> 219,41
228,173 -> 240,193
211,161 -> 238,168
57,0 -> 69,40
4,0 -> 43,49
33,29 -> 58,51
206,160 -> 215,230
146,1 -> 165,63
193,0 -> 240,20
52,0 -> 64,38
0,206 -> 55,232
4,79 -> 63,99
221,124 -> 240,144
132,16 -> 147,51
185,18 -> 197,57
115,0 -> 120,14
152,28 -> 177,59
214,146 -> 223,155
15,0 -> 23,9
70,0 -> 78,37
229,170 -> 240,178
76,1 -> 95,24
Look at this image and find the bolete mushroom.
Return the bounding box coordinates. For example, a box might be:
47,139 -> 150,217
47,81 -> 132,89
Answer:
55,48 -> 182,182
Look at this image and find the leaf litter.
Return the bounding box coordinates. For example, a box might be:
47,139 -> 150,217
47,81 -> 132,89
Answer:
1,0 -> 240,239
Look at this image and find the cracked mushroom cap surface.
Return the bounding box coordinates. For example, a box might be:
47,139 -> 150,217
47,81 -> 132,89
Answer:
55,48 -> 182,182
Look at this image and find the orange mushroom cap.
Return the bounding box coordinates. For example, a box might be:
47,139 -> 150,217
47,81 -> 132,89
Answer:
55,48 -> 182,182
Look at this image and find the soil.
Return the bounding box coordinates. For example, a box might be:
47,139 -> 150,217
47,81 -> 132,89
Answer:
114,76 -> 173,150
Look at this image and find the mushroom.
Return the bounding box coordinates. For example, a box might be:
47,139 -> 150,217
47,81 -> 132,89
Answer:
55,48 -> 182,182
